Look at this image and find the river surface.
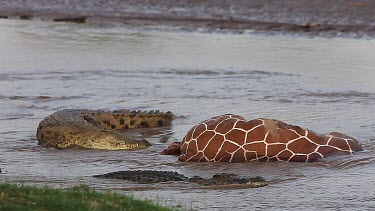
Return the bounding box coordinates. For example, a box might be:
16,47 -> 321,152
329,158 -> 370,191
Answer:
0,19 -> 375,210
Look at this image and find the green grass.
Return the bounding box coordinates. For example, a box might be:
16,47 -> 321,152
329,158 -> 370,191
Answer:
0,183 -> 174,211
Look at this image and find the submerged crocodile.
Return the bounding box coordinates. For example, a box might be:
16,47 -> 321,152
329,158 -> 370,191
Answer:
93,170 -> 267,187
37,109 -> 174,150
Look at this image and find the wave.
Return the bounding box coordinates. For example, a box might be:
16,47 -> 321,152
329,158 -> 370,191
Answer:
297,91 -> 375,104
323,155 -> 375,169
300,91 -> 372,99
158,69 -> 298,77
0,69 -> 299,80
1,95 -> 87,101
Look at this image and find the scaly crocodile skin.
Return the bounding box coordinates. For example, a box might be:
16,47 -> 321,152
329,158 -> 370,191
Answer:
93,170 -> 267,187
37,109 -> 173,150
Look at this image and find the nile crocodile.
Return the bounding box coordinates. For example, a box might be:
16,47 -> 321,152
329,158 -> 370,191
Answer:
37,109 -> 173,150
93,170 -> 267,187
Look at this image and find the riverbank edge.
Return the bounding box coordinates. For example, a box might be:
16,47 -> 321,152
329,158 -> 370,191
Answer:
0,183 -> 178,211
1,6 -> 375,37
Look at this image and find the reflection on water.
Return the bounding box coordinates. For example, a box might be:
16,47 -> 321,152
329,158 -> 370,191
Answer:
0,19 -> 374,210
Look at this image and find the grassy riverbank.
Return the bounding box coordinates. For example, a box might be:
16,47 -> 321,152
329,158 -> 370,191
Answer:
0,183 -> 174,211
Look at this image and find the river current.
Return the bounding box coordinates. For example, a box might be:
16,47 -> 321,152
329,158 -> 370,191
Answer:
0,19 -> 374,210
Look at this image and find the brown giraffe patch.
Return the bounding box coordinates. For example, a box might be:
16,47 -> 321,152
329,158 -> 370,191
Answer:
267,144 -> 287,157
204,135 -> 225,160
216,119 -> 237,134
327,139 -> 351,151
180,139 -> 197,155
258,157 -> 269,162
243,142 -> 267,156
225,129 -> 246,145
196,131 -> 216,151
317,146 -> 337,155
307,152 -> 324,162
216,154 -> 231,162
192,125 -> 206,139
164,114 -> 363,162
246,126 -> 267,143
231,148 -> 247,162
348,140 -> 363,151
276,150 -> 294,161
221,140 -> 241,154
287,138 -> 317,154
235,119 -> 263,131
290,154 -> 308,162
245,151 -> 258,161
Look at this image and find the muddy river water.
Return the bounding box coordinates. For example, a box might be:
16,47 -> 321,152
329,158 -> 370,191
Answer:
0,19 -> 375,210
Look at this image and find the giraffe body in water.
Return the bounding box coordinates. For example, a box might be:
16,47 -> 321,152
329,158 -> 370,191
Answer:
163,114 -> 362,162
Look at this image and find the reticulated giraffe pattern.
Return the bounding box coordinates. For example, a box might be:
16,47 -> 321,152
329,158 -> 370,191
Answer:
163,114 -> 362,162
